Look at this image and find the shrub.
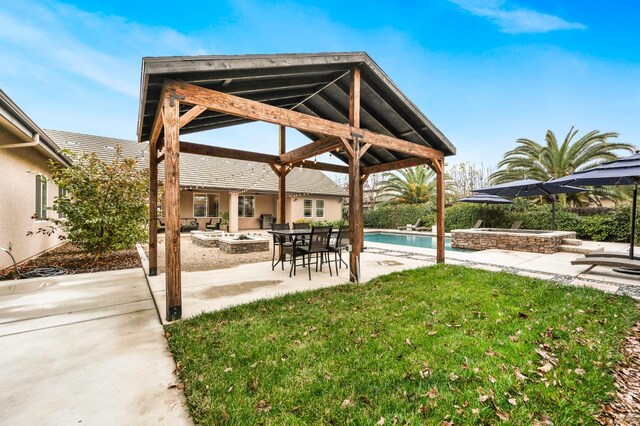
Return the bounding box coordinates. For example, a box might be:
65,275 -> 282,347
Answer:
363,203 -> 436,229
46,148 -> 148,261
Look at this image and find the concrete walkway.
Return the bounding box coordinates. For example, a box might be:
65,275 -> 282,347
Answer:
0,268 -> 191,425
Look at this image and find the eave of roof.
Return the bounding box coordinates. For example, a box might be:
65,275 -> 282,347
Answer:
137,52 -> 455,169
0,89 -> 71,166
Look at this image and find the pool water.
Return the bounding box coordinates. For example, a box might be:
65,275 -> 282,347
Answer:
364,232 -> 472,252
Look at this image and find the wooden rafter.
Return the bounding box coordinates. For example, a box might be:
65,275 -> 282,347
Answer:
165,80 -> 444,161
278,136 -> 340,165
362,156 -> 432,175
179,105 -> 207,128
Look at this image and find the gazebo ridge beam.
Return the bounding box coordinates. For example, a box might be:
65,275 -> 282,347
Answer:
164,80 -> 444,161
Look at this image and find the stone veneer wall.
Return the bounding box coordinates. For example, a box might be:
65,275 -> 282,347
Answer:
219,238 -> 270,254
191,234 -> 221,248
451,229 -> 576,254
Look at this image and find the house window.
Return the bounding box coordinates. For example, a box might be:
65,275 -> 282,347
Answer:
193,193 -> 219,218
315,199 -> 325,218
238,195 -> 255,218
35,175 -> 48,220
303,199 -> 313,218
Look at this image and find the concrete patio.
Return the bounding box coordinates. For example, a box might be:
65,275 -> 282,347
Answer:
0,268 -> 191,425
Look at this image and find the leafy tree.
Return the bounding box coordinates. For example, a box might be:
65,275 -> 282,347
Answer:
379,166 -> 437,204
47,147 -> 148,261
490,127 -> 633,205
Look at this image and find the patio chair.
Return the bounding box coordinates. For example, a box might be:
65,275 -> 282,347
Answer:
398,219 -> 422,231
291,226 -> 333,280
205,218 -> 221,231
510,220 -> 522,230
180,218 -> 199,232
328,225 -> 349,274
293,222 -> 310,245
271,223 -> 292,271
472,219 -> 483,229
157,219 -> 166,233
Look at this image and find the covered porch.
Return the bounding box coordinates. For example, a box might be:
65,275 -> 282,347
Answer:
137,53 -> 456,321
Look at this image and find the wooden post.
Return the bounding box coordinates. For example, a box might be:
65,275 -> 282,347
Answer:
149,136 -> 158,276
278,126 -> 286,224
435,159 -> 445,263
163,93 -> 182,321
348,66 -> 362,282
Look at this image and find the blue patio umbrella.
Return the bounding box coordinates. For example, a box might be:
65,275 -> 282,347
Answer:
459,194 -> 514,204
548,151 -> 640,259
473,179 -> 586,230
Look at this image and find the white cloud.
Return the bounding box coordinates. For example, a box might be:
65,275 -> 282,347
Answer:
0,2 -> 204,97
447,0 -> 586,34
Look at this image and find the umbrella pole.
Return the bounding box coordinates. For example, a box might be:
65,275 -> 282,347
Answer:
551,195 -> 556,231
630,183 -> 638,260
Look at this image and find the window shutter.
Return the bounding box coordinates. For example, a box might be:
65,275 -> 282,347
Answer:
35,175 -> 42,219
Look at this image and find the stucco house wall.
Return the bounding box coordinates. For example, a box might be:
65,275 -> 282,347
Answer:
172,190 -> 342,231
0,126 -> 63,269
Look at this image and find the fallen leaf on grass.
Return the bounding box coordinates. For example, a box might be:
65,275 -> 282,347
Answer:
449,372 -> 459,381
537,363 -> 554,374
508,397 -> 517,406
488,376 -> 497,383
426,387 -> 438,398
428,331 -> 438,336
496,410 -> 510,421
514,368 -> 528,381
255,400 -> 271,413
341,399 -> 353,408
574,368 -> 585,376
472,408 -> 480,415
479,395 -> 489,402
376,417 -> 385,425
485,348 -> 496,357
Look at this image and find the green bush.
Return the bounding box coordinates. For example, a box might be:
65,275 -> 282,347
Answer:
363,203 -> 436,229
444,203 -> 518,231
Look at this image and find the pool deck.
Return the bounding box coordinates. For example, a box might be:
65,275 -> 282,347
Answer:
362,230 -> 640,299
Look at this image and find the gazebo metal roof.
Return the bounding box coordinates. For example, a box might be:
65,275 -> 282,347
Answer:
137,52 -> 455,169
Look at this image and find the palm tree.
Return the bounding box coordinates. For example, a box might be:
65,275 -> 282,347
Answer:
491,127 -> 634,205
379,166 -> 436,204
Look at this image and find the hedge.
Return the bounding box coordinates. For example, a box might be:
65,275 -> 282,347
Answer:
365,202 -> 638,243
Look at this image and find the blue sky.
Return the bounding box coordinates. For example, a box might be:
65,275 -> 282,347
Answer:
1,0 -> 638,172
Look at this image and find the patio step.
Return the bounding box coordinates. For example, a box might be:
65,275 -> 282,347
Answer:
558,245 -> 605,255
561,238 -> 583,246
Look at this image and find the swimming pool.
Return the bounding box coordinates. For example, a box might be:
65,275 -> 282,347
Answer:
364,232 -> 472,252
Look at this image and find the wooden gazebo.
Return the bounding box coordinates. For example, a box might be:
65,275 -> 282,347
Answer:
137,52 -> 456,321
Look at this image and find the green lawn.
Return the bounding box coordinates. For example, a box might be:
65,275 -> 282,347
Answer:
166,265 -> 638,425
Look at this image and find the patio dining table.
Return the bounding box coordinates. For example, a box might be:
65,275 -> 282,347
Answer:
267,228 -> 314,271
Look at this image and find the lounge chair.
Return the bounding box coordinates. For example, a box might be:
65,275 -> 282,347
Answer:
398,219 -> 427,231
472,220 -> 483,229
157,219 -> 166,233
510,221 -> 522,230
571,256 -> 640,274
205,218 -> 221,231
180,218 -> 199,232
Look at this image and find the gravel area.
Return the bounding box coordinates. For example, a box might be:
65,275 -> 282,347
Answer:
143,234 -> 273,273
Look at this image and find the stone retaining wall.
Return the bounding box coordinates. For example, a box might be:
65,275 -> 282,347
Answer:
219,238 -> 270,254
191,234 -> 221,247
451,229 -> 575,254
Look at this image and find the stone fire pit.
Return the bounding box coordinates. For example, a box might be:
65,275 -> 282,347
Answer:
191,231 -> 237,247
219,235 -> 270,254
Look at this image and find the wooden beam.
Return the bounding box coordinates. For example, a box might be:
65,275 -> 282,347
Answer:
163,94 -> 182,321
349,66 -> 361,127
278,136 -> 340,165
149,87 -> 167,147
157,153 -> 165,164
348,66 -> 363,283
166,80 -> 444,160
149,137 -> 158,277
290,160 -> 349,174
434,158 -> 445,264
179,105 -> 207,128
268,162 -> 281,176
362,156 -> 432,175
180,141 -> 279,164
339,137 -> 355,159
278,126 -> 286,225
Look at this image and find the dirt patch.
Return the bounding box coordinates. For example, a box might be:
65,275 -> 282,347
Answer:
0,243 -> 141,281
144,234 -> 272,273
597,312 -> 640,425
195,280 -> 282,299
